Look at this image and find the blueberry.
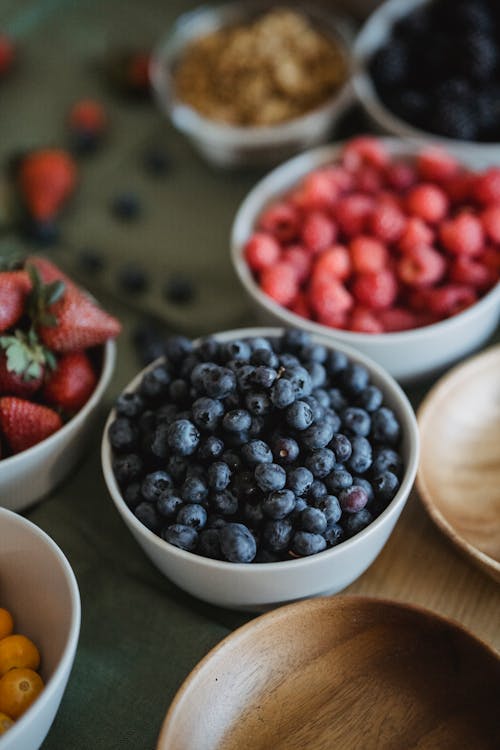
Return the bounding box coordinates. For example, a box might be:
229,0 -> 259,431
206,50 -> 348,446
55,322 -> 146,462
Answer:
308,479 -> 327,502
208,461 -> 231,492
141,471 -> 173,502
112,453 -> 143,485
318,495 -> 342,527
249,336 -> 273,353
272,436 -> 299,464
285,400 -> 314,431
117,263 -> 148,294
328,388 -> 346,411
251,366 -> 278,389
245,391 -> 271,416
78,248 -> 105,275
262,489 -> 296,519
211,490 -> 239,516
324,524 -> 344,547
372,471 -> 400,503
108,418 -> 138,453
115,392 -> 145,419
179,354 -> 201,380
357,386 -> 383,412
164,335 -> 193,365
139,366 -> 171,400
342,407 -> 371,437
197,337 -> 220,362
168,379 -> 189,405
198,435 -> 225,461
181,476 -> 208,504
255,463 -> 286,492
270,378 -> 295,409
162,524 -> 198,551
192,397 -> 224,432
223,339 -> 251,362
167,455 -> 189,482
143,146 -> 170,176
305,449 -> 335,478
330,434 -> 352,463
219,523 -> 257,563
301,421 -> 335,451
371,408 -> 401,446
339,363 -> 370,395
300,506 -> 327,533
198,365 -> 237,399
292,531 -> 327,556
347,436 -> 372,474
222,450 -> 242,472
287,466 -> 314,496
343,509 -> 373,537
371,448 -> 404,479
325,469 -> 353,493
299,342 -> 327,363
135,502 -> 160,532
249,415 -> 267,438
112,191 -> 141,221
167,419 -> 200,456
197,528 -> 222,559
241,440 -> 273,466
243,501 -> 265,528
157,492 -> 183,519
123,482 -> 142,509
206,515 -> 227,530
323,410 -> 342,434
327,350 -> 348,375
283,329 -> 311,351
251,348 -> 279,368
312,388 -> 330,409
148,423 -> 169,459
282,365 -> 313,398
301,396 -> 324,422
339,486 -> 369,514
352,477 -> 374,504
262,518 -> 293,551
305,361 -> 327,389
176,503 -> 207,530
223,409 -> 252,433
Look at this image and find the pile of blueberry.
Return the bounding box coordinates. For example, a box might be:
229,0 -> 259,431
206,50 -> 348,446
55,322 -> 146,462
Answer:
108,330 -> 404,563
370,0 -> 500,142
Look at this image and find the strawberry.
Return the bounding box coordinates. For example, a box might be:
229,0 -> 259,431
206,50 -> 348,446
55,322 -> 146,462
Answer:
0,330 -> 54,398
0,35 -> 14,78
25,255 -> 76,288
18,149 -> 77,222
0,396 -> 62,454
0,270 -> 31,332
43,351 -> 97,413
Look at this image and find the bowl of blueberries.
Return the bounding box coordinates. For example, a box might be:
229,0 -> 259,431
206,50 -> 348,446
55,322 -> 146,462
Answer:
101,327 -> 419,611
353,0 -> 500,166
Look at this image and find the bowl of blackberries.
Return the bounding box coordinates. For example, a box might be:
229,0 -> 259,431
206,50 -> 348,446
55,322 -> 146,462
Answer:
102,328 -> 418,610
354,0 -> 500,161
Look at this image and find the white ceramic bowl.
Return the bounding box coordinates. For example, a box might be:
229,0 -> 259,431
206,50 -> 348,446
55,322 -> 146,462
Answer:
0,508 -> 80,750
0,340 -> 116,512
353,0 -> 500,169
149,1 -> 353,168
230,140 -> 500,382
101,327 -> 419,612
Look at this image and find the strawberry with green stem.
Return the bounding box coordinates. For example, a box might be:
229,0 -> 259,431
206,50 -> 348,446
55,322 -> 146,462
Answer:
0,329 -> 55,398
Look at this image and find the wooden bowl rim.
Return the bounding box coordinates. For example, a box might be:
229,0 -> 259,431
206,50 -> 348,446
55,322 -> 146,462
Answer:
416,344 -> 500,578
157,594 -> 500,749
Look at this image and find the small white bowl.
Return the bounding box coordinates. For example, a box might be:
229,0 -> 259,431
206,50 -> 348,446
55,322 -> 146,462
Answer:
230,140 -> 500,382
353,0 -> 500,169
0,508 -> 80,750
101,326 -> 419,612
0,340 -> 116,512
149,1 -> 353,168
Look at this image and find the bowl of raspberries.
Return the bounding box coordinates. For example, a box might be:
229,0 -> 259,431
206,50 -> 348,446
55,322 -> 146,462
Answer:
102,327 -> 419,611
231,136 -> 500,381
0,256 -> 120,511
354,0 -> 500,162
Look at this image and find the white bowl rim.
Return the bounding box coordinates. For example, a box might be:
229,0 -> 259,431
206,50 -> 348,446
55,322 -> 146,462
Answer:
0,339 -> 116,471
230,138 -> 500,345
352,0 -> 500,153
102,326 -> 419,574
0,508 -> 81,748
149,0 -> 354,146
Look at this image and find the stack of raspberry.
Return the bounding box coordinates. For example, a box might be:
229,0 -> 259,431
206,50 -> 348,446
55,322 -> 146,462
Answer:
244,137 -> 500,334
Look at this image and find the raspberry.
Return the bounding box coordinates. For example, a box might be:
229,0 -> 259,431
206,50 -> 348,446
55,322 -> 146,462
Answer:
349,306 -> 383,334
281,245 -> 311,283
244,232 -> 281,272
335,193 -> 374,237
368,201 -> 406,243
298,168 -> 340,209
309,277 -> 353,322
397,245 -> 446,287
406,184 -> 449,223
443,172 -> 474,204
301,211 -> 337,253
385,160 -> 417,191
378,308 -> 419,332
350,236 -> 388,274
354,166 -> 384,194
481,246 -> 500,275
439,212 -> 484,256
450,256 -> 496,290
416,147 -> 459,182
340,137 -> 389,171
426,284 -> 477,317
481,206 -> 500,244
290,291 -> 311,319
352,269 -> 398,310
260,262 -> 298,306
473,168 -> 500,205
313,245 -> 351,281
258,201 -> 299,243
398,218 -> 434,254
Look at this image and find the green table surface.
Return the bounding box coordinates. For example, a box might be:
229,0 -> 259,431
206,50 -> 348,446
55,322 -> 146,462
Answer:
1,2 -> 499,749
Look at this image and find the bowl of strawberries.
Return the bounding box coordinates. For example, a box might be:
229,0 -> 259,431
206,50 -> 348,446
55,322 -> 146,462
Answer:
231,136 -> 500,381
0,256 -> 120,512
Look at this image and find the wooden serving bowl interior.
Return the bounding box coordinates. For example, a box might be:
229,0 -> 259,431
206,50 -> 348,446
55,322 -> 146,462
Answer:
417,345 -> 500,582
157,596 -> 500,750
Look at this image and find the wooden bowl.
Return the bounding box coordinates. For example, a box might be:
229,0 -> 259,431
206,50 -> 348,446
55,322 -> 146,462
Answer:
157,596 -> 500,750
417,345 -> 500,582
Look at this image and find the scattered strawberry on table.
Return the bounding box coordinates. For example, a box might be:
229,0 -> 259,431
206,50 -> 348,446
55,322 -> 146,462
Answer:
0,256 -> 121,458
244,137 -> 500,334
68,99 -> 108,154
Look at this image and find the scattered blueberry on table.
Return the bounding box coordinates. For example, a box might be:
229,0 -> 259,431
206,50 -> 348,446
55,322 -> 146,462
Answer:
109,330 -> 405,563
